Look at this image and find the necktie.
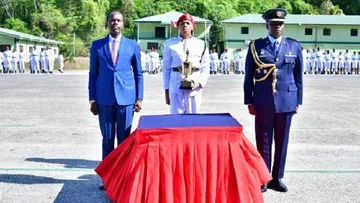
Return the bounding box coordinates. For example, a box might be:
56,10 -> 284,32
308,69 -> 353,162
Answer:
274,40 -> 280,53
111,39 -> 119,64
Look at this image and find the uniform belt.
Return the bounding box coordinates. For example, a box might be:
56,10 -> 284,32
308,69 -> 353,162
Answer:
172,67 -> 200,72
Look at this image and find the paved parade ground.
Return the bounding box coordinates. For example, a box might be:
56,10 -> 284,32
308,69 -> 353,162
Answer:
0,71 -> 359,203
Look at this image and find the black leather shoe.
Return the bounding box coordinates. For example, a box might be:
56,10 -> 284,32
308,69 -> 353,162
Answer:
267,179 -> 288,192
99,185 -> 106,190
261,184 -> 267,193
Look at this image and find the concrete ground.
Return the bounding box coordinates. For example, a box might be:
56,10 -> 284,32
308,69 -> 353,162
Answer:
0,71 -> 359,203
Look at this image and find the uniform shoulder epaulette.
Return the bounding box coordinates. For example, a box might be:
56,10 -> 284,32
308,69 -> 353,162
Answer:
287,37 -> 299,42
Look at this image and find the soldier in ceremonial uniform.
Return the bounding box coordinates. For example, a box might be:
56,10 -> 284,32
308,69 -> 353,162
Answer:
19,48 -> 25,73
220,48 -> 230,74
331,48 -> 338,74
58,52 -> 64,73
0,51 -> 3,73
351,51 -> 357,75
344,49 -> 351,75
163,13 -> 210,114
243,8 -> 303,193
324,50 -> 332,74
338,52 -> 344,74
210,49 -> 219,74
3,46 -> 12,74
11,48 -> 19,73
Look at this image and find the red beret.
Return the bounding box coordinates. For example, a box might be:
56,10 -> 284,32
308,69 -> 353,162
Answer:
176,13 -> 196,28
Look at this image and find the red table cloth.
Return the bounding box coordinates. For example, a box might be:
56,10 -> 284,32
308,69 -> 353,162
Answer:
95,113 -> 271,203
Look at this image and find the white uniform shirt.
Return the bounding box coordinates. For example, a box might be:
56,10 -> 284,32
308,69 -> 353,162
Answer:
140,51 -> 147,64
12,51 -> 19,62
331,52 -> 338,62
315,51 -> 323,61
325,53 -> 331,61
211,52 -> 219,62
233,52 -> 240,62
4,50 -> 12,62
58,54 -> 64,64
32,49 -> 40,61
163,37 -> 210,96
19,52 -> 25,62
40,51 -> 45,61
220,52 -> 230,62
351,53 -> 357,62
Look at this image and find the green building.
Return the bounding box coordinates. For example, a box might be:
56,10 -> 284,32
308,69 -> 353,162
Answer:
0,27 -> 63,62
221,14 -> 360,59
134,11 -> 213,56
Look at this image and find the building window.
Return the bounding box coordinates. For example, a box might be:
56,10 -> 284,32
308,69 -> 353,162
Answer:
305,28 -> 313,35
323,28 -> 331,36
0,45 -> 11,52
147,42 -> 159,50
155,27 -> 165,38
351,29 -> 358,36
241,27 -> 249,34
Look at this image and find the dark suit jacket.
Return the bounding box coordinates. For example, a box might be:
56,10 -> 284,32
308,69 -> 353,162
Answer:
88,35 -> 144,106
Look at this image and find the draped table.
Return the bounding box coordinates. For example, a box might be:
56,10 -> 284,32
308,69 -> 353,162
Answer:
96,113 -> 271,203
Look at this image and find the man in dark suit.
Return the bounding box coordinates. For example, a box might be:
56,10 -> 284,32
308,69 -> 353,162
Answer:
88,10 -> 144,190
243,8 -> 303,193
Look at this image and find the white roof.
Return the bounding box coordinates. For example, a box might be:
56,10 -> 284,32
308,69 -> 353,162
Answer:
134,11 -> 213,25
0,27 -> 63,45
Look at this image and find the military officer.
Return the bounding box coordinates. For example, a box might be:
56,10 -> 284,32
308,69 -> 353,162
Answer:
351,51 -> 357,74
243,8 -> 303,193
233,48 -> 240,74
304,49 -> 311,74
357,51 -> 360,75
148,47 -> 157,74
324,50 -> 332,74
58,52 -> 64,73
163,13 -> 210,114
344,49 -> 351,74
238,48 -> 246,74
220,48 -> 230,74
3,46 -> 12,74
45,47 -> 54,74
40,47 -> 46,73
338,52 -> 344,74
310,49 -> 316,74
31,46 -> 40,74
0,51 -> 3,73
210,49 -> 219,74
315,47 -> 323,74
140,49 -> 147,73
331,48 -> 338,74
11,48 -> 19,73
19,48 -> 25,73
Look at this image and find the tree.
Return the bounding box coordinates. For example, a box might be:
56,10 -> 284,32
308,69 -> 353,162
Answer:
3,18 -> 29,33
319,0 -> 333,14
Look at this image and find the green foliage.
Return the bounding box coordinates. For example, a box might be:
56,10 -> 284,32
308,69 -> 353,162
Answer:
0,0 -> 357,56
3,18 -> 29,33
